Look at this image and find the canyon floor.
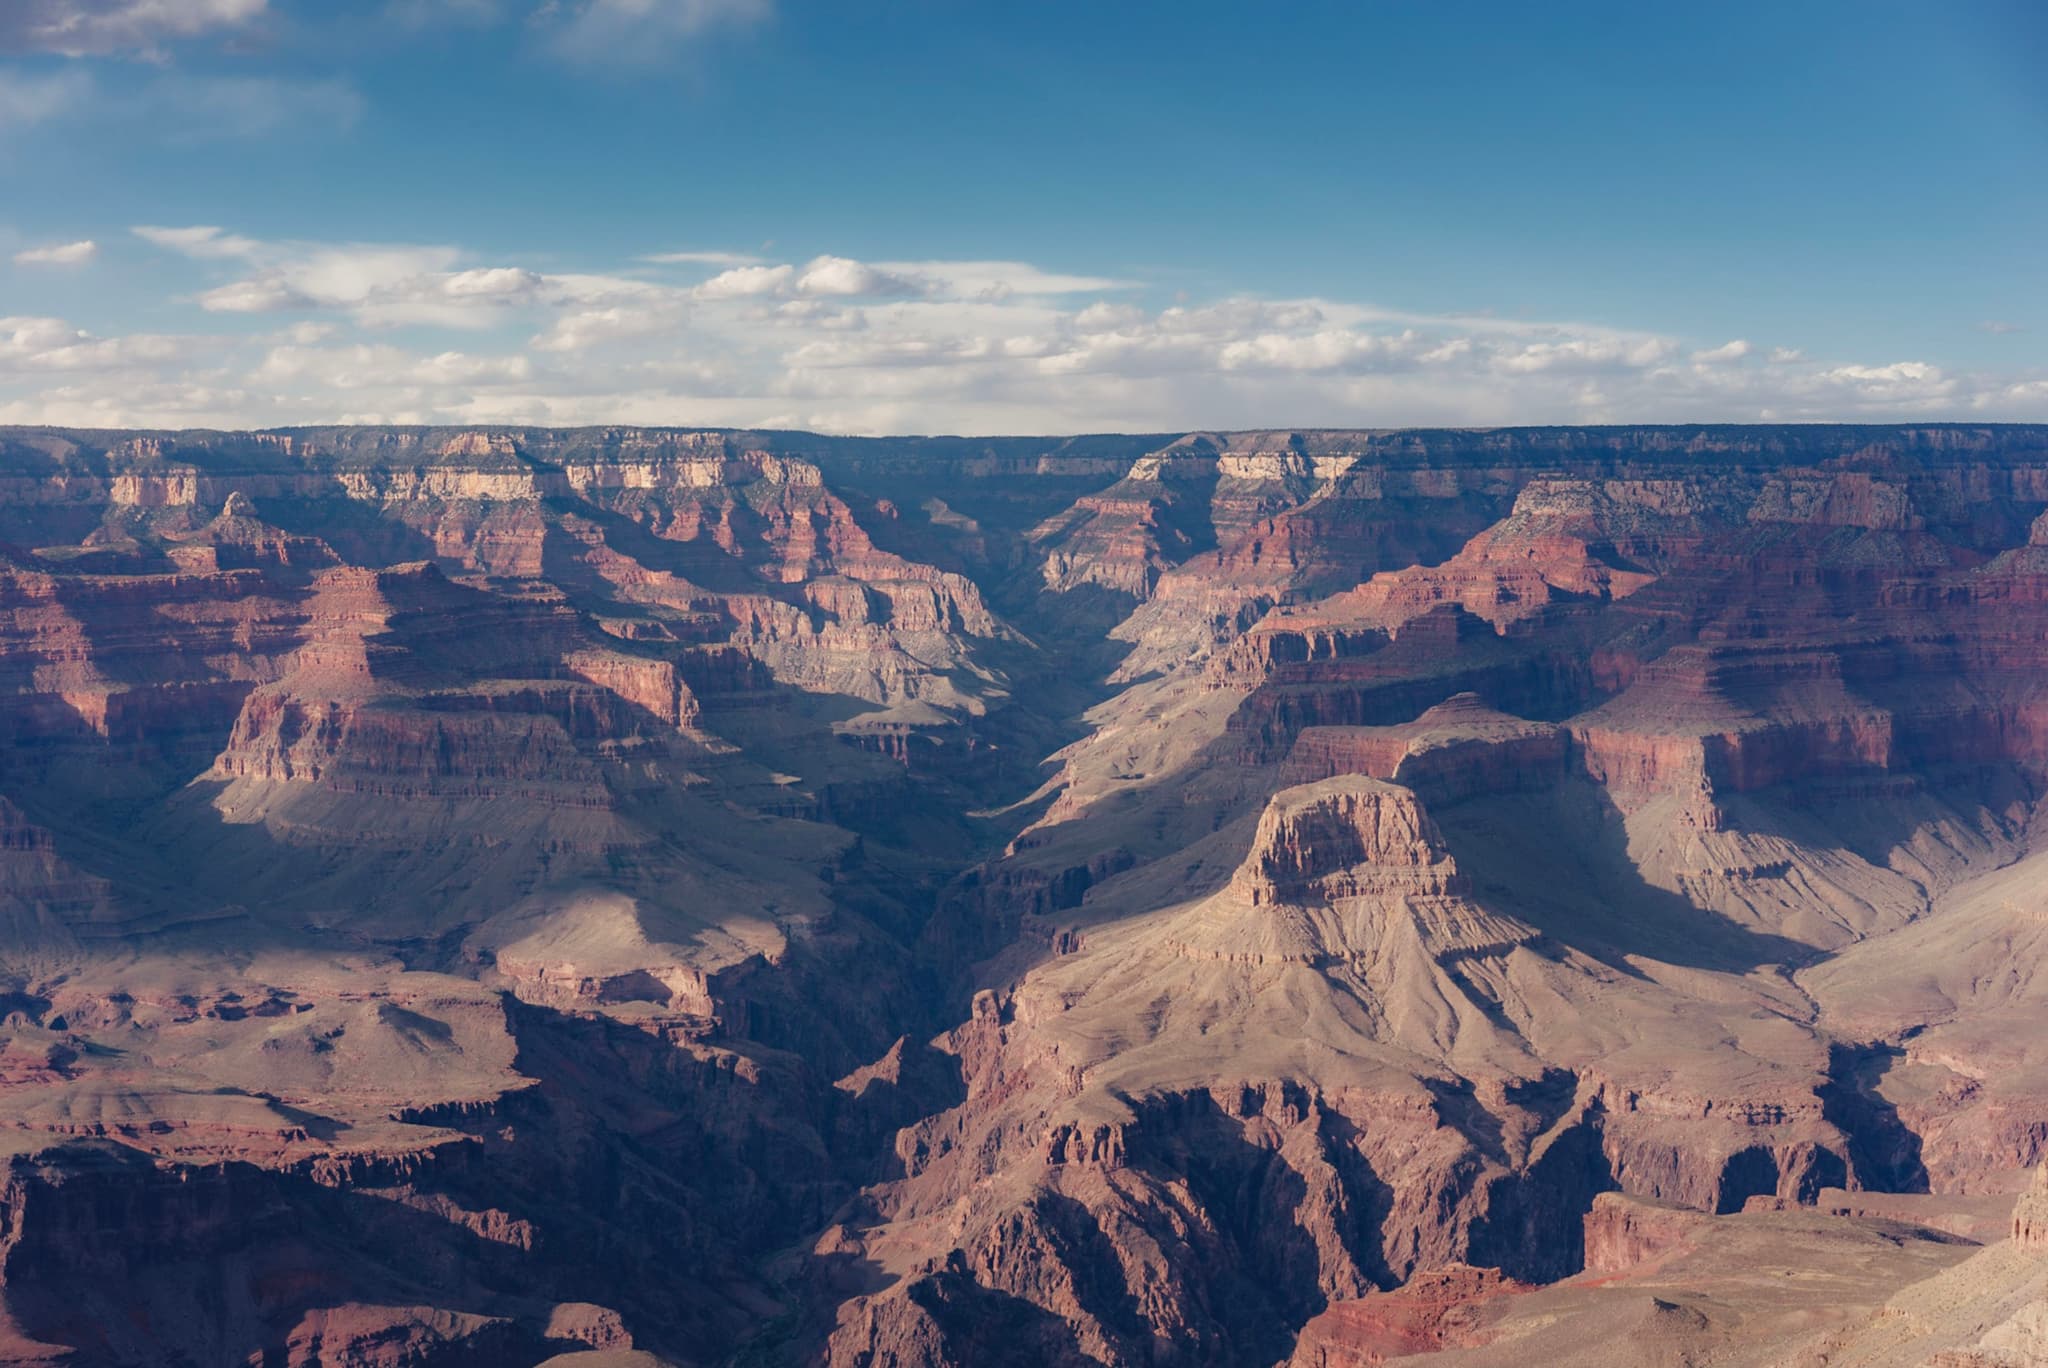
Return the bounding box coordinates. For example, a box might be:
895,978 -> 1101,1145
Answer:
0,423 -> 2045,1367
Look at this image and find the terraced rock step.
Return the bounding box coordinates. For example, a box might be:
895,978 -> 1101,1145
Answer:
0,423 -> 2046,1366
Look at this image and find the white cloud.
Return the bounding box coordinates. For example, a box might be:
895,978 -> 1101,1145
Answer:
134,225 -> 262,259
1980,320 -> 2026,336
5,230 -> 2045,434
646,249 -> 765,267
193,242 -> 480,323
266,245 -> 462,299
0,315 -> 189,373
1819,361 -> 1942,384
1691,339 -> 1751,364
169,232 -> 690,335
0,0 -> 266,56
0,317 -> 89,358
1218,328 -> 1424,373
795,255 -> 925,298
876,260 -> 1138,299
1494,336 -> 1676,375
696,263 -> 795,298
12,240 -> 97,266
0,379 -> 255,428
685,256 -> 1108,304
532,296 -> 695,352
255,342 -> 533,389
1073,301 -> 1144,333
199,278 -> 312,313
443,267 -> 545,299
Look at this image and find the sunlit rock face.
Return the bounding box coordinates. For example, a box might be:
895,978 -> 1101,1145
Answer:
3,423 -> 2048,1366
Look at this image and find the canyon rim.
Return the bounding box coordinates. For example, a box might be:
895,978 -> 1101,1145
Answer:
5,2 -> 2048,1364
0,424 -> 2043,1364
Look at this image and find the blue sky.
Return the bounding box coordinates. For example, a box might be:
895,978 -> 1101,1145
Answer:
1,0 -> 2043,433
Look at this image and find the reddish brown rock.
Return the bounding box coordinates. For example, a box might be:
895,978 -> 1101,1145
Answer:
2012,1164 -> 2048,1251
1287,1265 -> 1531,1367
1580,1191 -> 1715,1276
1231,776 -> 1466,905
0,424 -> 2046,1366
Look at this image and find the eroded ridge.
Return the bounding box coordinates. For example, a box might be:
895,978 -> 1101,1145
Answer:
0,424 -> 2045,1365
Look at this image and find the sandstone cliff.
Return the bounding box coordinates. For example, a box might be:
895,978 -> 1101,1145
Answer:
0,424 -> 2043,1365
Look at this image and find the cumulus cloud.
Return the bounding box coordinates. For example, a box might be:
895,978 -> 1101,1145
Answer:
689,257 -> 927,300
1819,361 -> 1943,384
1692,339 -> 1752,364
532,305 -> 674,353
158,230 -> 685,332
4,229 -> 2045,434
795,256 -> 924,298
696,263 -> 795,298
198,277 -> 312,312
255,342 -> 533,389
0,0 -> 266,56
1073,301 -> 1144,333
0,317 -> 89,359
1813,362 -> 1952,401
1493,336 -> 1675,375
1218,328 -> 1426,374
12,240 -> 98,266
443,267 -> 545,300
665,254 -> 1125,303
0,315 -> 189,373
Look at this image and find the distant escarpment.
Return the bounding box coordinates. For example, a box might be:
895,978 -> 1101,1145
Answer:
0,423 -> 2047,1366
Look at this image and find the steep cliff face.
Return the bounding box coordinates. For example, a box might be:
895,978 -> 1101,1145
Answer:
2011,1165 -> 2048,1250
818,753 -> 1862,1363
1285,1265 -> 1530,1368
808,429 -> 2048,1365
1,424 -> 2048,1365
1230,777 -> 1467,905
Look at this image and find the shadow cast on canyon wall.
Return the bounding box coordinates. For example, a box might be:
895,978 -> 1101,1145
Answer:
1436,777 -> 1821,976
0,969 -> 906,1363
1123,1088 -> 1396,1364
1464,1105 -> 1618,1281
2,1136 -> 617,1368
902,1265 -> 1098,1367
1819,1042 -> 1930,1194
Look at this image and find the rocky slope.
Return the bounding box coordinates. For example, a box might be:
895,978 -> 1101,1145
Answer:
0,424 -> 2045,1365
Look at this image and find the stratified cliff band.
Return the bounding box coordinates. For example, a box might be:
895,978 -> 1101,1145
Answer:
0,424 -> 2045,1366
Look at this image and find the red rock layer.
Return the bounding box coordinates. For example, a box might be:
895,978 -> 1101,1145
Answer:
0,425 -> 2045,1366
1286,1265 -> 1531,1367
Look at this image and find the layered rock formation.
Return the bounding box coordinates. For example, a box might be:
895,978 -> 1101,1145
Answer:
0,423 -> 2047,1365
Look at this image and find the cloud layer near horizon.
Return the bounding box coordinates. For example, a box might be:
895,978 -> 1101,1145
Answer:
0,226 -> 2042,435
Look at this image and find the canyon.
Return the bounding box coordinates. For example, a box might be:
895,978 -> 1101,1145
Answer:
0,423 -> 2044,1365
